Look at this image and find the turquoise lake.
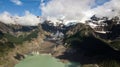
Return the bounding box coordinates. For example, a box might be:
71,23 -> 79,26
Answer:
15,54 -> 80,67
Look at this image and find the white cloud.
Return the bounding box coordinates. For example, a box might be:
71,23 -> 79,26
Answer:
0,11 -> 15,24
41,0 -> 96,21
41,0 -> 120,22
0,11 -> 40,26
15,11 -> 40,26
92,0 -> 120,18
11,0 -> 22,6
1,0 -> 120,26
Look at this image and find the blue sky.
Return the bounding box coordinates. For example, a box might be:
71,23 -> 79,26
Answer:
93,0 -> 110,8
0,0 -> 50,16
0,0 -> 110,16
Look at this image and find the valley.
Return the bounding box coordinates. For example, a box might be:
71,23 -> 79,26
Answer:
0,16 -> 120,67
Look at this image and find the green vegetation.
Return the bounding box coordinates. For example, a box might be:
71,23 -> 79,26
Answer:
0,31 -> 3,39
24,30 -> 39,41
98,60 -> 120,67
0,42 -> 14,57
0,29 -> 39,58
110,40 -> 120,50
4,30 -> 39,44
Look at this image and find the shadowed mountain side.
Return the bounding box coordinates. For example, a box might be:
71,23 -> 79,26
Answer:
56,22 -> 120,66
57,36 -> 120,64
41,21 -> 63,33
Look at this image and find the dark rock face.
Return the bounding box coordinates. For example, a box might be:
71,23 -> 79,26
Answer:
58,36 -> 120,65
107,24 -> 120,39
41,20 -> 64,33
14,53 -> 25,60
0,31 -> 3,39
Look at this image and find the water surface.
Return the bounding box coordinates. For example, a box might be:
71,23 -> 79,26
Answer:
15,54 -> 80,67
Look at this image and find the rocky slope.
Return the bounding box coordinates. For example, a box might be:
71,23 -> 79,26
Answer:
0,22 -> 45,67
0,21 -> 67,67
0,22 -> 38,36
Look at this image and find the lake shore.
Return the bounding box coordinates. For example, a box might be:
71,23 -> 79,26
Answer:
0,34 -> 76,67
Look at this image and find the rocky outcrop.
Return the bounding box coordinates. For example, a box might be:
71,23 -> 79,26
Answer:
14,53 -> 25,60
